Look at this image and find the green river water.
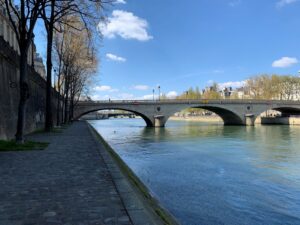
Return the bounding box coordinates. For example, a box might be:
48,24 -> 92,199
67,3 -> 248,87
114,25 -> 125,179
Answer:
89,118 -> 300,225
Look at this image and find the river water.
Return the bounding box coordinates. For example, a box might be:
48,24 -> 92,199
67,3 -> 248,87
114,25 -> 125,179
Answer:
89,118 -> 300,225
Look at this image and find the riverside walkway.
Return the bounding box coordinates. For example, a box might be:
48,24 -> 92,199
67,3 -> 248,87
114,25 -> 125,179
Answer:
0,122 -> 167,225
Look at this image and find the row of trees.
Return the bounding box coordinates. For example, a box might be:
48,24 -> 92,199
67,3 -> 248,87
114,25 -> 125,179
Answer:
54,16 -> 98,125
1,0 -> 108,142
175,83 -> 221,100
245,75 -> 300,100
174,74 -> 300,101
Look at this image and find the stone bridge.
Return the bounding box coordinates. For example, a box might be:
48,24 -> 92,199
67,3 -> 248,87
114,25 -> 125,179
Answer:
74,99 -> 300,127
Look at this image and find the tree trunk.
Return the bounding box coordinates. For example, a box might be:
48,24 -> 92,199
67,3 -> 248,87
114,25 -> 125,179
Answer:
60,95 -> 65,123
56,60 -> 62,126
45,23 -> 54,131
56,87 -> 61,126
15,50 -> 29,143
64,79 -> 69,124
69,97 -> 74,121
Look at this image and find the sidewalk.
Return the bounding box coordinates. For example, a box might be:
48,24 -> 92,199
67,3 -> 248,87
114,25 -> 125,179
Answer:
0,121 -> 165,225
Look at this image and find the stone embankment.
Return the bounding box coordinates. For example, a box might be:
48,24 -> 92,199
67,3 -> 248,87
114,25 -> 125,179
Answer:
259,116 -> 300,125
170,115 -> 300,125
0,121 -> 179,225
0,36 -> 59,140
169,115 -> 222,123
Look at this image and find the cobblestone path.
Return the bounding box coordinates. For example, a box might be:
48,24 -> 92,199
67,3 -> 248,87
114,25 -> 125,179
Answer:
0,122 -> 133,225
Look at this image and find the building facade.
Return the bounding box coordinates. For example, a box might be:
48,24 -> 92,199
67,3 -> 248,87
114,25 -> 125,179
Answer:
0,2 -> 46,78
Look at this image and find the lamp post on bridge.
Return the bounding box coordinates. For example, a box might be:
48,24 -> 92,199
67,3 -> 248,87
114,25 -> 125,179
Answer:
297,71 -> 300,101
158,85 -> 161,101
152,89 -> 155,101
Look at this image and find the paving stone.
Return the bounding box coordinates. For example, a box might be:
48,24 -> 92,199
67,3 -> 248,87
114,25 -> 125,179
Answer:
0,121 -> 171,225
0,122 -> 132,225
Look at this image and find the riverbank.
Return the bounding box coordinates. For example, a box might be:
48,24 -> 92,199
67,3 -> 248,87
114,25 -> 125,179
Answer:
170,115 -> 300,125
169,116 -> 223,123
88,123 -> 180,225
259,116 -> 300,125
0,121 -> 178,224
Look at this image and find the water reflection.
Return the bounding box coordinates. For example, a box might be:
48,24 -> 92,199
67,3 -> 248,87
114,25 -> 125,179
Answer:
89,119 -> 300,225
141,127 -> 172,142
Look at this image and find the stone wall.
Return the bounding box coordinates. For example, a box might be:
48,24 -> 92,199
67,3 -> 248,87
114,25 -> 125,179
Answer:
0,36 -> 59,140
260,116 -> 300,125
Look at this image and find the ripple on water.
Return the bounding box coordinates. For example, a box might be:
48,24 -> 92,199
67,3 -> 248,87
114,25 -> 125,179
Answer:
89,119 -> 300,225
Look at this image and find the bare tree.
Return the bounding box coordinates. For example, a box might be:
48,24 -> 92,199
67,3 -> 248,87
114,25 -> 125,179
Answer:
53,16 -> 97,123
41,0 -> 108,130
246,74 -> 300,100
2,0 -> 43,143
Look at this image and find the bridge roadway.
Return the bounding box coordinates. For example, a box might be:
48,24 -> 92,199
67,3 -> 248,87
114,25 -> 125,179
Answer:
74,99 -> 300,127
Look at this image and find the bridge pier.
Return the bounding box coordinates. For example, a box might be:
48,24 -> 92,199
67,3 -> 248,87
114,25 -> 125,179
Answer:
245,114 -> 256,126
154,115 -> 167,127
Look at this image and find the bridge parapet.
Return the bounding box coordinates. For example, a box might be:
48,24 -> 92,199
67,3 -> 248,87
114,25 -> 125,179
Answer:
78,99 -> 300,105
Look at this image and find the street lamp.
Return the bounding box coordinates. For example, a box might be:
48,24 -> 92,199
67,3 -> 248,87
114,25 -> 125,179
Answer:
152,89 -> 155,101
296,70 -> 300,101
158,85 -> 161,101
186,91 -> 188,100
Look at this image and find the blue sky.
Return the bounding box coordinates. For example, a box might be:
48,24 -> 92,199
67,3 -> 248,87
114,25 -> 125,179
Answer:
35,0 -> 300,100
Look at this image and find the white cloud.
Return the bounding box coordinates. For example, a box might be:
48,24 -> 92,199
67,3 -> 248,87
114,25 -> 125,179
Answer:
272,57 -> 298,68
207,80 -> 214,85
133,85 -> 149,90
118,93 -> 135,99
94,85 -> 112,91
92,93 -> 135,100
229,0 -> 241,7
276,0 -> 299,7
98,10 -> 153,41
213,69 -> 225,74
91,94 -> 101,100
91,94 -> 111,100
166,91 -> 178,99
93,85 -> 119,92
218,81 -> 246,89
115,0 -> 126,4
143,92 -> 177,100
106,53 -> 126,62
143,94 -> 157,100
91,90 -> 178,101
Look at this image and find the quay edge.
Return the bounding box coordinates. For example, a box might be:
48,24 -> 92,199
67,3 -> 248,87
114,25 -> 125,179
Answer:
87,122 -> 181,225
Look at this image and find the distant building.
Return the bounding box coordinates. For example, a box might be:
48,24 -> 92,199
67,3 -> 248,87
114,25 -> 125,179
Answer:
220,87 -> 233,99
34,53 -> 46,79
0,2 -> 46,79
235,87 -> 252,99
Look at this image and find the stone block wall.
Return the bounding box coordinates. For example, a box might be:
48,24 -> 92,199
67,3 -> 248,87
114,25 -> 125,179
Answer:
0,36 -> 59,140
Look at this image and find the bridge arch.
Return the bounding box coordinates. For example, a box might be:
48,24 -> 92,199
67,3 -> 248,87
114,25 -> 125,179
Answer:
254,106 -> 300,123
271,106 -> 300,115
75,108 -> 154,127
198,106 -> 244,125
254,106 -> 300,118
164,105 -> 245,126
